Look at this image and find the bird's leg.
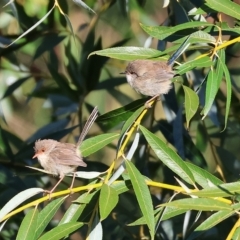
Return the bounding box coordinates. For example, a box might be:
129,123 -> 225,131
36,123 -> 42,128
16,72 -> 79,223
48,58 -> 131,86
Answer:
44,176 -> 65,200
68,172 -> 76,195
144,95 -> 159,108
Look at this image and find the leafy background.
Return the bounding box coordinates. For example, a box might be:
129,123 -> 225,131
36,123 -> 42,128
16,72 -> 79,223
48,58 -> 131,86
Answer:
1,0 -> 240,239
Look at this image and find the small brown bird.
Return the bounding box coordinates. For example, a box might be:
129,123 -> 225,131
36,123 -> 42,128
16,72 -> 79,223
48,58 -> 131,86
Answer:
124,39 -> 190,107
33,107 -> 98,194
124,59 -> 175,108
125,60 -> 174,97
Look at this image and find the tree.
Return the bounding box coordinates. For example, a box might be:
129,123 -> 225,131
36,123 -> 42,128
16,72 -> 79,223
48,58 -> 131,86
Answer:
0,0 -> 240,239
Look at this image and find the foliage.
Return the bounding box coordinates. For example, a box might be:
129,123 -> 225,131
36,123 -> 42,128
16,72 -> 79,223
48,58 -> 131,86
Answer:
1,0 -> 240,239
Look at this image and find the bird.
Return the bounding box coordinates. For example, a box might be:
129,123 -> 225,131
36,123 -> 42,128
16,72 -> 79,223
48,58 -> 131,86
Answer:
124,59 -> 174,97
33,107 -> 98,194
124,38 -> 190,107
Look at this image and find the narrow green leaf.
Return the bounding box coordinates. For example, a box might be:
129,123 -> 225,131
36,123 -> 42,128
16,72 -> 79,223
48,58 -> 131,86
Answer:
35,197 -> 66,239
206,0 -> 240,20
16,208 -> 38,240
38,222 -> 83,240
140,22 -> 213,40
128,208 -> 161,226
127,216 -> 148,226
185,162 -> 223,188
232,227 -> 240,240
176,56 -> 212,75
139,125 -> 195,185
74,191 -> 98,204
96,98 -> 147,130
162,198 -> 232,211
111,181 -> 130,195
7,4 -> 55,47
120,106 -> 144,136
218,52 -> 232,130
80,133 -> 120,157
161,206 -> 188,221
192,182 -> 240,198
89,47 -> 163,60
129,206 -> 189,226
33,34 -> 65,60
195,209 -> 234,231
189,30 -> 216,43
183,85 -> 199,129
201,50 -> 224,119
1,76 -> 31,99
0,188 -> 44,222
125,161 -> 155,239
61,14 -> 79,66
218,22 -> 240,35
231,202 -> 240,211
116,106 -> 144,155
109,132 -> 141,185
201,70 -> 217,119
59,203 -> 85,225
59,191 -> 99,225
99,184 -> 119,221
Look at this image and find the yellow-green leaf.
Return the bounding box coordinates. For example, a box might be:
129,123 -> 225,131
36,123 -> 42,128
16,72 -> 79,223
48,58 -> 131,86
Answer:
183,85 -> 199,129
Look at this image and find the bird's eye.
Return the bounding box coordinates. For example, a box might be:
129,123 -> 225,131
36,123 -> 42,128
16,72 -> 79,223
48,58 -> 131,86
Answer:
41,149 -> 45,152
130,71 -> 138,75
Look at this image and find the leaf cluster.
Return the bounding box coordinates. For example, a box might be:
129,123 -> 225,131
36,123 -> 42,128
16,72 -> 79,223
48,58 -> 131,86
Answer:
1,0 -> 240,240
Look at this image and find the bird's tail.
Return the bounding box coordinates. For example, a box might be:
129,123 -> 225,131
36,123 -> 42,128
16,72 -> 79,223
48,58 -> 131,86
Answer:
76,106 -> 98,147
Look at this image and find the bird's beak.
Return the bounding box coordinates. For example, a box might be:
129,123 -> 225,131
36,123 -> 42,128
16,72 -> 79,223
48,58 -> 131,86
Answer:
119,71 -> 126,74
32,153 -> 38,159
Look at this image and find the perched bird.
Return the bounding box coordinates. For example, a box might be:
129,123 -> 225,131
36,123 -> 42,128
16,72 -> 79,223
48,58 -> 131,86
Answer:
124,38 -> 190,107
124,59 -> 174,98
33,107 -> 98,194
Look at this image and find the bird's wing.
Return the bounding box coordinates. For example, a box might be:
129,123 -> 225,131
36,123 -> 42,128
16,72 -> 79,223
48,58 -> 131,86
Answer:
49,143 -> 87,167
141,68 -> 172,80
